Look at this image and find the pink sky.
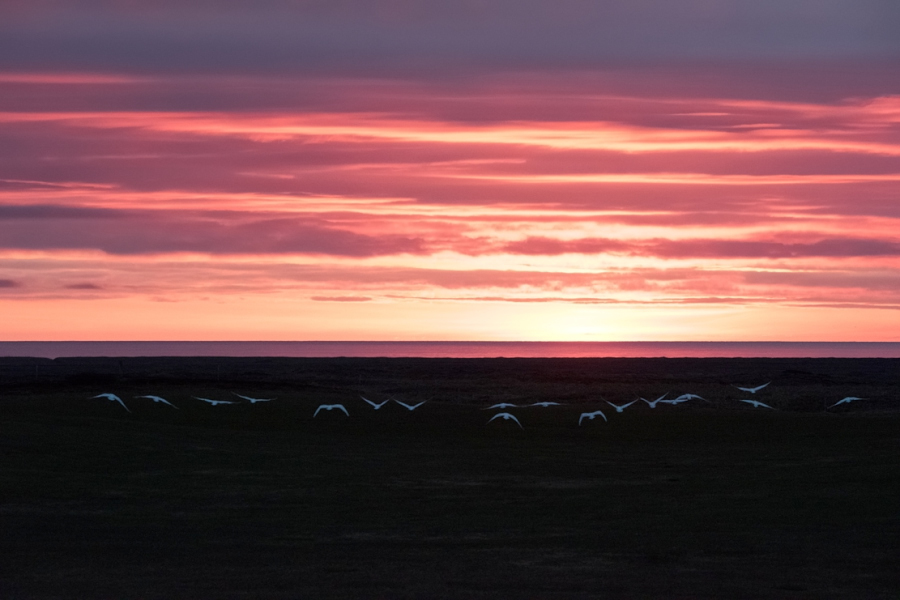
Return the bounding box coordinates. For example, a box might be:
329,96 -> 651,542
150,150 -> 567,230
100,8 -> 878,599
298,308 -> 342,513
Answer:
2,3 -> 900,340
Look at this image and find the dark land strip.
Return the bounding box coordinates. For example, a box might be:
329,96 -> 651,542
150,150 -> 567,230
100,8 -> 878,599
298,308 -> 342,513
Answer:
1,357 -> 899,598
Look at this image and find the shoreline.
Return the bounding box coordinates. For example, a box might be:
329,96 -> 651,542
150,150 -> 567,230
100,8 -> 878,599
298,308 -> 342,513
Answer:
4,340 -> 900,359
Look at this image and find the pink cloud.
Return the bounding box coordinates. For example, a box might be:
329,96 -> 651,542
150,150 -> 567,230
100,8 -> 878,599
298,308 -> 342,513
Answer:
1,71 -> 900,337
499,236 -> 900,259
64,282 -> 102,289
310,295 -> 372,302
0,209 -> 426,256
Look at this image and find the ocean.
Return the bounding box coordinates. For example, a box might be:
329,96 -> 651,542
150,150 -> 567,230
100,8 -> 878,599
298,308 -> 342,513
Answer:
2,341 -> 900,358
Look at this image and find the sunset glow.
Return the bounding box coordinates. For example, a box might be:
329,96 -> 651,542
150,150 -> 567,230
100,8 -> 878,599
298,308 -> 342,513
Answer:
2,2 -> 900,340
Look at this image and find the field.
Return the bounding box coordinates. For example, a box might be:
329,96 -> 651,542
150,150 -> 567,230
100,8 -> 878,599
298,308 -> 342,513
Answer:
2,357 -> 899,598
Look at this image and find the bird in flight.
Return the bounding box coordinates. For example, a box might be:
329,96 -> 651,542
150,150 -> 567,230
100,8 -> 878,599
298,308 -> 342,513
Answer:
92,393 -> 130,412
579,410 -> 608,425
487,412 -> 523,429
483,402 -> 518,410
828,397 -> 866,409
395,400 -> 426,411
734,382 -> 770,394
661,398 -> 690,405
527,401 -> 564,407
740,399 -> 774,409
361,396 -> 389,410
641,393 -> 668,408
314,404 -> 349,417
233,393 -> 274,404
606,400 -> 636,413
672,393 -> 707,403
194,397 -> 237,406
135,395 -> 178,409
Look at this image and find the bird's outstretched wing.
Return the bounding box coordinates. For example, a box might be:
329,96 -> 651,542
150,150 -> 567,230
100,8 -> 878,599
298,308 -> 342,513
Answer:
234,393 -> 274,403
484,403 -> 517,410
315,404 -> 349,417
736,382 -> 770,394
828,397 -> 864,408
136,395 -> 178,408
396,400 -> 426,411
361,396 -> 388,409
609,400 -> 636,411
740,399 -> 774,409
579,410 -> 607,425
487,412 -> 523,429
194,397 -> 235,405
643,393 -> 666,408
93,393 -> 130,412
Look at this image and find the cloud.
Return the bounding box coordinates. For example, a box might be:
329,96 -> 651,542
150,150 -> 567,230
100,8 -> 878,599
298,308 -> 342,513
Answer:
310,295 -> 372,302
64,282 -> 102,289
0,279 -> 21,288
2,65 -> 900,337
0,212 -> 426,256
743,270 -> 900,291
2,1 -> 899,76
500,236 -> 900,259
650,237 -> 900,259
0,204 -> 124,219
502,237 -> 631,255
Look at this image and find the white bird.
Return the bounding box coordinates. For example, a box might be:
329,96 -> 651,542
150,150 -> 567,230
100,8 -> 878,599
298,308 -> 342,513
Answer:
194,396 -> 237,406
579,410 -> 608,425
484,402 -> 519,410
487,412 -> 523,429
828,396 -> 866,409
135,395 -> 178,409
233,393 -> 274,404
734,382 -> 770,394
661,394 -> 703,405
641,393 -> 668,408
606,400 -> 636,413
92,393 -> 130,413
740,399 -> 774,409
527,401 -> 564,407
361,396 -> 389,410
395,400 -> 426,411
661,398 -> 690,405
672,393 -> 707,403
314,403 -> 349,417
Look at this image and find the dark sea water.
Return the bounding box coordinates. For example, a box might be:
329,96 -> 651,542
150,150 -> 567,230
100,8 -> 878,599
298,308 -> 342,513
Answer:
2,341 -> 900,358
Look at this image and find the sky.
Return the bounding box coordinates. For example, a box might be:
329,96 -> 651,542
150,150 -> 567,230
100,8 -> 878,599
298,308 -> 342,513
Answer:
2,1 -> 900,341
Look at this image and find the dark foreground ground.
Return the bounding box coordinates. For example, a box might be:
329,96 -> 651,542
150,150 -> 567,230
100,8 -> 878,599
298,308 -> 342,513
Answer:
1,357 -> 899,599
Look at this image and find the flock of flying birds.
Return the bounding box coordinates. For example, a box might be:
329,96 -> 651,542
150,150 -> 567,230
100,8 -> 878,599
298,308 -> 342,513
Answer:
90,382 -> 869,429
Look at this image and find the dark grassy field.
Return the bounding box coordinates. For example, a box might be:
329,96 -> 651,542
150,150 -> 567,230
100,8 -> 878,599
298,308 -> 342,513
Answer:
1,357 -> 899,598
